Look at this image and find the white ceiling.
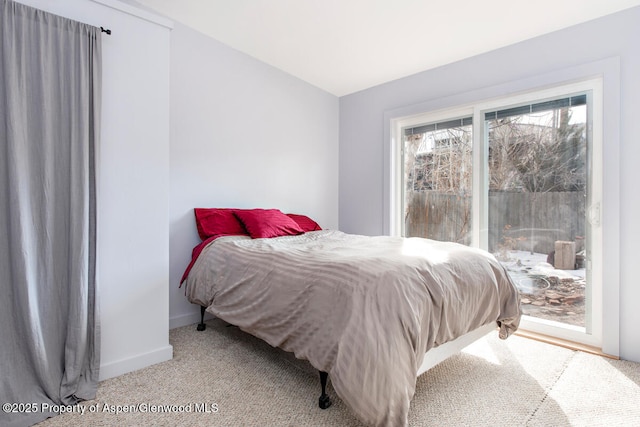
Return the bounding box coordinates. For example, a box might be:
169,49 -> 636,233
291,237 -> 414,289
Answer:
136,0 -> 640,96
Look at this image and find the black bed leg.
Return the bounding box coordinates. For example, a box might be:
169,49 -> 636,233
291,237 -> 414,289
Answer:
196,306 -> 206,331
318,371 -> 332,409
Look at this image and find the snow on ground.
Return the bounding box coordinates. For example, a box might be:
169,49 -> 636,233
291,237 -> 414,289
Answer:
497,250 -> 585,291
497,250 -> 586,327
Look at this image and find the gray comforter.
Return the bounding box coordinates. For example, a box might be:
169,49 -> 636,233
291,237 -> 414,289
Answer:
185,230 -> 521,426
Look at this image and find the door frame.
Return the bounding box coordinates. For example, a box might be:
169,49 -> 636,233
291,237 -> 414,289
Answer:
474,78 -> 603,348
385,58 -> 620,355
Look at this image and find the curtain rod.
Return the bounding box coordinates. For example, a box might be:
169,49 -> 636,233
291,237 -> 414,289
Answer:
100,26 -> 111,35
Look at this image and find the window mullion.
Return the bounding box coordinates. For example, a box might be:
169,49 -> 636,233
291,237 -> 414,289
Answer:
471,107 -> 484,249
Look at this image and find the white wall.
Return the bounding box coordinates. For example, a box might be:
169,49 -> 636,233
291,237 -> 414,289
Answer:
14,0 -> 173,379
339,7 -> 640,362
168,23 -> 339,328
15,0 -> 339,379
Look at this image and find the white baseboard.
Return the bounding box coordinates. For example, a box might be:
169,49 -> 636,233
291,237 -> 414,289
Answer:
99,345 -> 173,381
169,310 -> 214,330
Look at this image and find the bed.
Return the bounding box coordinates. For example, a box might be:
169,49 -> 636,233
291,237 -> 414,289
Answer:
181,208 -> 521,427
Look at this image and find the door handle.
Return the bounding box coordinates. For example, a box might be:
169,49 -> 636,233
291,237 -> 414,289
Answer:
587,202 -> 601,227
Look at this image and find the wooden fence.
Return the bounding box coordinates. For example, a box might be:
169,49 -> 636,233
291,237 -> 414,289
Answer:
405,191 -> 585,255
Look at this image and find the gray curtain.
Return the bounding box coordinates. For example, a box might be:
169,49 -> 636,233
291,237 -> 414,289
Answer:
0,1 -> 101,426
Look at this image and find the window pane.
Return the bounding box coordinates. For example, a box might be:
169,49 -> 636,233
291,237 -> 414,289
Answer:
487,101 -> 587,327
402,120 -> 472,244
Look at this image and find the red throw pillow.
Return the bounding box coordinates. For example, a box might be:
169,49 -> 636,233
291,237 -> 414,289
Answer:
234,209 -> 304,239
193,208 -> 248,241
286,213 -> 322,232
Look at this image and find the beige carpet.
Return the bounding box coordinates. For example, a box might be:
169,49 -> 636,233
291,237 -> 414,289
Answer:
36,319 -> 640,426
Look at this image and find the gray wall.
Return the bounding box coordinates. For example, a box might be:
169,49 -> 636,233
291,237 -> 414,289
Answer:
169,23 -> 339,328
339,7 -> 640,362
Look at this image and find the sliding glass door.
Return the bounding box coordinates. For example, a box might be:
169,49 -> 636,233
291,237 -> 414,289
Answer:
402,117 -> 473,245
485,95 -> 589,329
396,79 -> 602,347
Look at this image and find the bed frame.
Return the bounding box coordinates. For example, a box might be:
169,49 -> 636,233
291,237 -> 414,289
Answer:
196,305 -> 495,410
